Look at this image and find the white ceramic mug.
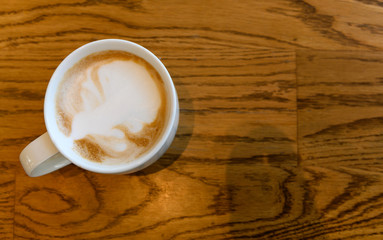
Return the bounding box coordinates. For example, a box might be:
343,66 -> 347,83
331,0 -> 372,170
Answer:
20,39 -> 179,177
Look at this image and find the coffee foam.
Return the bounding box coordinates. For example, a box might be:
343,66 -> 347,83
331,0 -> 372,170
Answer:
55,51 -> 166,164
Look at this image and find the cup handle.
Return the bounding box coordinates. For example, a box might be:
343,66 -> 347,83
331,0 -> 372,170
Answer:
19,132 -> 71,177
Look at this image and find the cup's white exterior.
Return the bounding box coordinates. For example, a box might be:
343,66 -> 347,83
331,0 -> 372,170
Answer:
20,39 -> 179,177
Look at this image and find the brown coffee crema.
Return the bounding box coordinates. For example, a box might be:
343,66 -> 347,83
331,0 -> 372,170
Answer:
55,50 -> 167,163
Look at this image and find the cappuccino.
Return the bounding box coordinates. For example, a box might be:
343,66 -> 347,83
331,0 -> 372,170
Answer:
55,50 -> 167,164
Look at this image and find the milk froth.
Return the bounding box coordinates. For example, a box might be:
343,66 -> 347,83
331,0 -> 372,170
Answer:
55,51 -> 166,164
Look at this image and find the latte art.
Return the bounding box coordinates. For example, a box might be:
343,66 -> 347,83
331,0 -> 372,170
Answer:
55,51 -> 167,164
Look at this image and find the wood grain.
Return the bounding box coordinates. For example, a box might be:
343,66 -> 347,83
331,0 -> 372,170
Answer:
13,46 -> 298,239
298,50 -> 383,167
0,0 -> 383,239
0,163 -> 16,240
293,50 -> 383,239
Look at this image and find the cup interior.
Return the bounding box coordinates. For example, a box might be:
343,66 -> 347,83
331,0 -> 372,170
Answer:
44,39 -> 178,174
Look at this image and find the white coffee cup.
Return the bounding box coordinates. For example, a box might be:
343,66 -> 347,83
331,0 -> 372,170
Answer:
19,39 -> 179,177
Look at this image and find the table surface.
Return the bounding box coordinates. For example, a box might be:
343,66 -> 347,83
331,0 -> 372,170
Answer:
1,0 -> 383,239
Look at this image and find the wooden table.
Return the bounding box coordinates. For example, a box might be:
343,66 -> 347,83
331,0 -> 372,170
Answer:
1,0 -> 383,239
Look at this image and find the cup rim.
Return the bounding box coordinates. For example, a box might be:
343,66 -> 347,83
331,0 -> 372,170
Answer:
44,39 -> 178,174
